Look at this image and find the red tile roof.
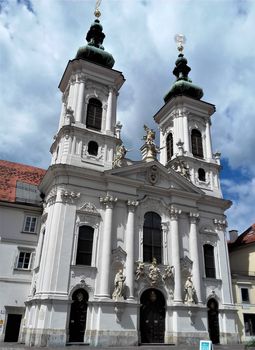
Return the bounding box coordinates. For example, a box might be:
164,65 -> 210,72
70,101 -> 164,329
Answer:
0,160 -> 46,203
228,224 -> 255,250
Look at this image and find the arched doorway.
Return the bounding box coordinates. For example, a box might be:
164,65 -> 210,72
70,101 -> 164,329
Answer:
140,289 -> 166,344
207,298 -> 220,344
69,289 -> 88,343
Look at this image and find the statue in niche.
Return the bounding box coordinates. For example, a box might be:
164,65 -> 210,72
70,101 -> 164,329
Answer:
135,261 -> 145,280
184,276 -> 196,304
112,269 -> 126,301
113,144 -> 127,168
163,265 -> 174,281
148,258 -> 160,286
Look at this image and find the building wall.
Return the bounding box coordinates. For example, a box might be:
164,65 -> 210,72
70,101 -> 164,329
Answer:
0,202 -> 41,341
230,244 -> 255,342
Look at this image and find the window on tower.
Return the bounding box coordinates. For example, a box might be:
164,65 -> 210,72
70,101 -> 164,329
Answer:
143,212 -> 162,264
198,168 -> 206,182
88,141 -> 99,156
166,133 -> 173,162
203,244 -> 216,278
86,98 -> 102,131
191,129 -> 203,158
76,225 -> 94,266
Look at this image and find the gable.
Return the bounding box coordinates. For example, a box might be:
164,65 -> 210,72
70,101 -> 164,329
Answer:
105,161 -> 203,195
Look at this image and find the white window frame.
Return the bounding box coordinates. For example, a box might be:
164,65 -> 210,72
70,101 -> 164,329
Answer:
15,249 -> 35,270
23,215 -> 38,233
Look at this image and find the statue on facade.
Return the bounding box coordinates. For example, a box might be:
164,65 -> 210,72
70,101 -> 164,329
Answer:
172,158 -> 190,180
148,258 -> 160,286
135,261 -> 145,280
143,125 -> 156,144
184,276 -> 196,304
142,125 -> 160,161
112,269 -> 126,301
163,265 -> 174,281
113,144 -> 127,168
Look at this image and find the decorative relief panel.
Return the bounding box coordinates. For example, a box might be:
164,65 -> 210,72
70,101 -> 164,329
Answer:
70,266 -> 97,297
134,259 -> 174,300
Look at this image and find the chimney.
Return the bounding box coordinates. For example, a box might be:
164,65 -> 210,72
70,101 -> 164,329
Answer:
229,229 -> 238,242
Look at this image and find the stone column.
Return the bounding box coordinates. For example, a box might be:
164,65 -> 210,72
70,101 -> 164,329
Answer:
170,207 -> 182,302
76,74 -> 86,123
99,195 -> 118,298
205,119 -> 213,160
126,200 -> 139,300
105,87 -> 113,133
189,212 -> 202,303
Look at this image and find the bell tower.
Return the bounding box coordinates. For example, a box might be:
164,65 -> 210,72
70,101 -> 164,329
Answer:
154,35 -> 222,197
51,12 -> 125,171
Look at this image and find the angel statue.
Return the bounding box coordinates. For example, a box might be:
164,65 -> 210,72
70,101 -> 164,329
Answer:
113,144 -> 127,168
143,125 -> 156,144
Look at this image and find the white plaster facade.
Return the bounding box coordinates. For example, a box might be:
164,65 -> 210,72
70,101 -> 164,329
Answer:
0,201 -> 41,342
16,45 -> 240,347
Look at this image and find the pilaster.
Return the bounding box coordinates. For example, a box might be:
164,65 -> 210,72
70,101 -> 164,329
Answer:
169,206 -> 182,303
189,212 -> 202,303
98,195 -> 118,298
126,200 -> 139,300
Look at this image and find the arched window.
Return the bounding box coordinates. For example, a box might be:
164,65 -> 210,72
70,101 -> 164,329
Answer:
143,212 -> 162,263
86,98 -> 102,130
203,244 -> 216,278
191,129 -> 203,158
76,226 -> 94,266
88,141 -> 98,156
166,133 -> 173,162
198,168 -> 206,182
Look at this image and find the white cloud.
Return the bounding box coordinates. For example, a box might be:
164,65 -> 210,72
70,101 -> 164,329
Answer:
0,0 -> 254,230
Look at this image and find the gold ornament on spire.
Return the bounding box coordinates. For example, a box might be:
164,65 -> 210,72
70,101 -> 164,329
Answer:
94,0 -> 102,18
174,34 -> 186,53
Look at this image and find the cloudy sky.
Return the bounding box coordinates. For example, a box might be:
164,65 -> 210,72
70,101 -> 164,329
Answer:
0,0 -> 254,233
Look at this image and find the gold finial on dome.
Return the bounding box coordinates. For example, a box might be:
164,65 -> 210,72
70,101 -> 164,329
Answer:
94,0 -> 102,18
174,34 -> 186,53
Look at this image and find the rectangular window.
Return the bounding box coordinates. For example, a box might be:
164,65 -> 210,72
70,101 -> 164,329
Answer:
244,314 -> 255,336
17,251 -> 32,269
23,216 -> 37,233
241,288 -> 250,303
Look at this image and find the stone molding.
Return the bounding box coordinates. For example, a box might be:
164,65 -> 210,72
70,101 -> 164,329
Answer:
169,206 -> 182,220
214,218 -> 227,231
60,190 -> 80,203
99,195 -> 118,209
189,212 -> 199,224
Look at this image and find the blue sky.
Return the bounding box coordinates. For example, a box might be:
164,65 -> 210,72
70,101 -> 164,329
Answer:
0,0 -> 254,233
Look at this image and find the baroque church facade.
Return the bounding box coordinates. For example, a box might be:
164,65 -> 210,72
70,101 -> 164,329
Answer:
19,12 -> 238,347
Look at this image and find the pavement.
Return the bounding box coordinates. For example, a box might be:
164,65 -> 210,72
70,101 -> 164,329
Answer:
0,343 -> 250,350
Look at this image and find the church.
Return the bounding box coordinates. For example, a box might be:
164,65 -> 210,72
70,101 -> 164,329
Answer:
1,6 -> 239,347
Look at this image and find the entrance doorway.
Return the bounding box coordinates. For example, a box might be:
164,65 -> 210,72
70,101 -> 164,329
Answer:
207,298 -> 220,344
140,288 -> 166,343
69,289 -> 88,343
4,314 -> 22,342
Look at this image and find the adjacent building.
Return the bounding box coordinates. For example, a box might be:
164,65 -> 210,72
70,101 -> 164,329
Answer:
1,12 -> 239,348
0,160 -> 45,342
229,225 -> 255,343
